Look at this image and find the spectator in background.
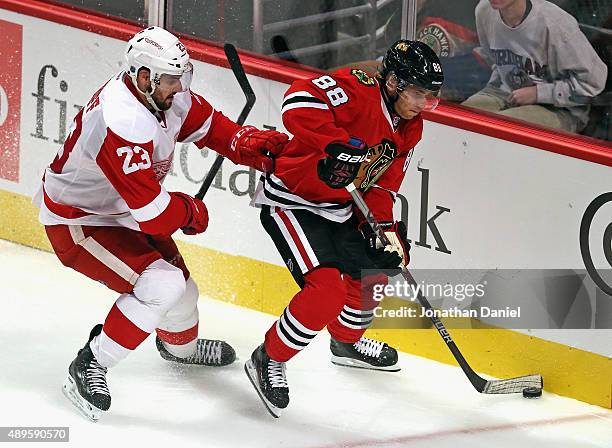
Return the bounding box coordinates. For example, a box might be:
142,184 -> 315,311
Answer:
462,0 -> 607,133
333,0 -> 490,101
416,0 -> 480,58
416,0 -> 491,101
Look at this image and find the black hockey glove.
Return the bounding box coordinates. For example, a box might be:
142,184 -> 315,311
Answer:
362,221 -> 410,269
317,137 -> 369,189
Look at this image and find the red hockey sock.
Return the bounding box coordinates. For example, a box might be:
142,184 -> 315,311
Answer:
327,273 -> 387,343
103,302 -> 150,350
265,267 -> 346,362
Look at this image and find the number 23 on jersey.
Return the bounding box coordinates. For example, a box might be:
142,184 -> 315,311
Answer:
116,146 -> 152,174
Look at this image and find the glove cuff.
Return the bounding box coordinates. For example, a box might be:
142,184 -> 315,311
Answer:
229,125 -> 257,152
359,221 -> 393,237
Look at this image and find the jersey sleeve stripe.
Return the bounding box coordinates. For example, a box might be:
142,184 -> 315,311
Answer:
284,91 -> 317,101
129,188 -> 171,222
282,96 -> 326,107
179,110 -> 213,143
281,90 -> 327,114
282,95 -> 326,106
281,102 -> 329,115
282,92 -> 326,106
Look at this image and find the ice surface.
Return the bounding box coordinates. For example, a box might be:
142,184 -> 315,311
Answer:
1,239 -> 611,448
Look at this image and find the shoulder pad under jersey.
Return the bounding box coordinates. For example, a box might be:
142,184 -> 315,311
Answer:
100,76 -> 158,144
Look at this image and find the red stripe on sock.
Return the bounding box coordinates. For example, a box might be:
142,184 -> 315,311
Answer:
103,303 -> 150,350
156,323 -> 198,345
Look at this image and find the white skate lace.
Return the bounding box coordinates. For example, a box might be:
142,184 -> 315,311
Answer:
193,340 -> 222,365
267,361 -> 288,388
87,359 -> 110,396
354,337 -> 384,358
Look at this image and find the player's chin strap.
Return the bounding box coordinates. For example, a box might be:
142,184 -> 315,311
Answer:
379,78 -> 400,119
127,72 -> 163,113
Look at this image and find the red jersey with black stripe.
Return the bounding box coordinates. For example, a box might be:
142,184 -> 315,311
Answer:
35,72 -> 242,236
252,68 -> 423,223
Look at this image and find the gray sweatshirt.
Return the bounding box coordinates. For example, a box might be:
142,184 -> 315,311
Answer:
475,0 -> 608,126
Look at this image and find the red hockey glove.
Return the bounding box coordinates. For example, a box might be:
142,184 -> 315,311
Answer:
362,221 -> 410,269
229,125 -> 289,172
317,137 -> 369,189
174,192 -> 209,235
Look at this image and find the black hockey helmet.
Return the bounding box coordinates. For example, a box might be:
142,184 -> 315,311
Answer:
380,40 -> 444,93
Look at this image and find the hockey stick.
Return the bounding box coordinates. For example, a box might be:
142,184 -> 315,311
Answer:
194,43 -> 256,200
345,183 -> 543,395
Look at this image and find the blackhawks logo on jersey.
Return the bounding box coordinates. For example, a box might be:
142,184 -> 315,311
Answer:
351,69 -> 375,87
354,139 -> 397,190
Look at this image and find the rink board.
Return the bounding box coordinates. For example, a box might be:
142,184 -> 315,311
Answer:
1,1 -> 612,408
2,189 -> 611,408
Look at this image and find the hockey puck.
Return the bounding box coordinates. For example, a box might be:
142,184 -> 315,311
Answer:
522,387 -> 542,398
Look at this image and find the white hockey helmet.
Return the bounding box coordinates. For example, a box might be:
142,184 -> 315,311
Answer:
125,27 -> 193,107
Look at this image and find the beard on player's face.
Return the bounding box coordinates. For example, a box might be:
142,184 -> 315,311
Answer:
151,87 -> 176,111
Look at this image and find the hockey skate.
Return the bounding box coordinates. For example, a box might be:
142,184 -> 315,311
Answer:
156,336 -> 236,366
244,344 -> 289,418
62,324 -> 111,422
330,336 -> 400,372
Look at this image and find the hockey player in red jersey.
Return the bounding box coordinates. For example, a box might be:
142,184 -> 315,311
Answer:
245,40 -> 444,417
34,27 -> 288,421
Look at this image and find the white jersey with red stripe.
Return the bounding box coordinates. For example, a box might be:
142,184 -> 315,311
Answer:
34,71 -> 240,234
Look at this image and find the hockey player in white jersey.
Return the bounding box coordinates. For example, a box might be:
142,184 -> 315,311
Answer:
34,27 -> 288,421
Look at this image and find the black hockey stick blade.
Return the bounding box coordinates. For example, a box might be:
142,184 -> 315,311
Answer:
194,43 -> 256,200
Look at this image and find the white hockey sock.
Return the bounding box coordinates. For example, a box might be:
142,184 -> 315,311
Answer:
90,329 -> 131,368
162,338 -> 197,358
